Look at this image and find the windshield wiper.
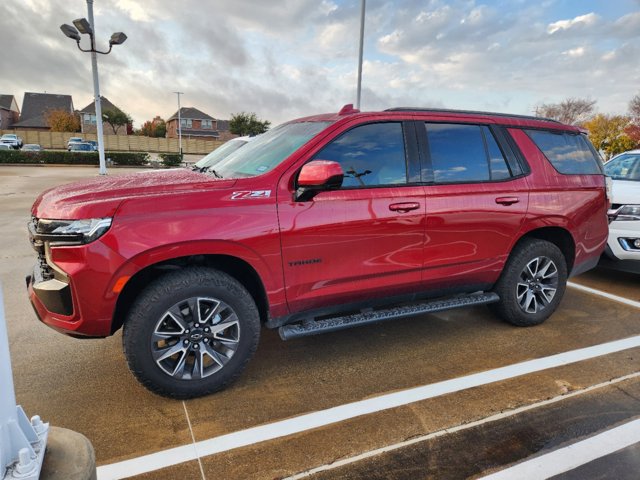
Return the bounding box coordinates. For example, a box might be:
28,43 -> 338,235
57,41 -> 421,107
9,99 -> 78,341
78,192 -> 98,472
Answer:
208,168 -> 223,178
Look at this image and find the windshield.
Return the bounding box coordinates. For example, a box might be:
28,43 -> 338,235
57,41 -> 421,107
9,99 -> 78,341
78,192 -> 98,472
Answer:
604,154 -> 640,181
194,139 -> 248,169
213,121 -> 331,178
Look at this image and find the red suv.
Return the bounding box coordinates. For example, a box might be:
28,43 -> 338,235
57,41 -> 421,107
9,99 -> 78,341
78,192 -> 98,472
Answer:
27,106 -> 608,398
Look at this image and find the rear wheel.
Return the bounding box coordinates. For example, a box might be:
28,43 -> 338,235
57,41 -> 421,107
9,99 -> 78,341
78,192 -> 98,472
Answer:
123,267 -> 260,399
491,239 -> 568,326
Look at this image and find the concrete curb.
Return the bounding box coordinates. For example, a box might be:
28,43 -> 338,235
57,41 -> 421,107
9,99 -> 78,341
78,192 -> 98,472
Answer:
40,427 -> 97,480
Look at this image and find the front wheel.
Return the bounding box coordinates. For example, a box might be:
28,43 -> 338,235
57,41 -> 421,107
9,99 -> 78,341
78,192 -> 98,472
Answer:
490,239 -> 568,327
122,267 -> 260,399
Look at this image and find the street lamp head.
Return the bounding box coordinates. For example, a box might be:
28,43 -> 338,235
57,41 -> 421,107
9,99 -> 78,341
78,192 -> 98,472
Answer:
60,24 -> 81,41
109,32 -> 127,46
72,18 -> 93,35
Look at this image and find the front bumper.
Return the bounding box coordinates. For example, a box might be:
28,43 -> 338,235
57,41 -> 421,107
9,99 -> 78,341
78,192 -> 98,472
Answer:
26,226 -> 128,337
599,220 -> 640,274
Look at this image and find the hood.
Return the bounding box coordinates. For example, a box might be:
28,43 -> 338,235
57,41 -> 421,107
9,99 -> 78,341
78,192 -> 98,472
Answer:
612,179 -> 640,205
32,169 -> 236,219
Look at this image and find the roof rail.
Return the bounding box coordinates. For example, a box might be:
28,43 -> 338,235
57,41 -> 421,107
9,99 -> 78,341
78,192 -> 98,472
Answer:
384,107 -> 561,124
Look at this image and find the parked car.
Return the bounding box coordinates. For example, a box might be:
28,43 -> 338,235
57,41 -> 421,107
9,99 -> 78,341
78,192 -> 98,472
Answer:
86,140 -> 98,151
67,137 -> 84,150
1,133 -> 23,149
192,136 -> 254,172
68,142 -> 94,152
0,144 -> 11,150
22,144 -> 42,151
27,105 -> 608,398
600,150 -> 640,273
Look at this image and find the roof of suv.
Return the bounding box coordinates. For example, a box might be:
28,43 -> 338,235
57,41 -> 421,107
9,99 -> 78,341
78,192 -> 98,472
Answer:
296,106 -> 581,132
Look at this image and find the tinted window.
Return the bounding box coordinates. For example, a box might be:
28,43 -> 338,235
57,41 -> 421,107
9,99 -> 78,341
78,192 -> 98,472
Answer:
427,123 -> 490,183
526,130 -> 602,174
313,122 -> 407,188
483,126 -> 512,180
604,154 -> 640,181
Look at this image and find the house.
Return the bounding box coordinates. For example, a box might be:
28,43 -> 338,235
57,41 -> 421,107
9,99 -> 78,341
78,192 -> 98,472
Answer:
11,92 -> 74,131
0,95 -> 20,130
166,107 -> 234,141
79,96 -> 129,135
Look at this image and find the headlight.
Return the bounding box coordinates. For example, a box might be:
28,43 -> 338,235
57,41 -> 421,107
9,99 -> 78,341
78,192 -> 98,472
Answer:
36,217 -> 112,244
613,205 -> 640,221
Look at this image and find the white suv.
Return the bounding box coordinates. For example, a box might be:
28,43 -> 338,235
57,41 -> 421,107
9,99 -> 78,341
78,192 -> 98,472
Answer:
602,150 -> 640,273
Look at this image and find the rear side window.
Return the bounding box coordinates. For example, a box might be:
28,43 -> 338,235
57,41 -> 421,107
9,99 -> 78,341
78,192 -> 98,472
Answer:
525,130 -> 602,174
313,122 -> 407,188
425,123 -> 513,183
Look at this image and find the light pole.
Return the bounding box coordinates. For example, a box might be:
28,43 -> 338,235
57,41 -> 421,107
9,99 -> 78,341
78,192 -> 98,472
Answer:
60,1 -> 127,175
174,91 -> 184,157
356,0 -> 366,110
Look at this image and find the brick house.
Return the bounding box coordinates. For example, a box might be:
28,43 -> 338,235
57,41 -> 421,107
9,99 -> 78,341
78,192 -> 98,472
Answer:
10,92 -> 74,132
166,107 -> 234,141
0,95 -> 20,130
79,96 -> 128,135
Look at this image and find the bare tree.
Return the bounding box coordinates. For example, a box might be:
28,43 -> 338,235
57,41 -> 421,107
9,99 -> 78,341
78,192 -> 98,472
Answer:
535,97 -> 597,125
629,93 -> 640,122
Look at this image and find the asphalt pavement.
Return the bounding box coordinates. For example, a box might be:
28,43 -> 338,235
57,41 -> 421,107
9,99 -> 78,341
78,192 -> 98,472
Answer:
1,166 -> 639,480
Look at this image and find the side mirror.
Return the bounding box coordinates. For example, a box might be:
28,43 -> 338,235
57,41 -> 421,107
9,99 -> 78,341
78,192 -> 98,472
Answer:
296,160 -> 343,201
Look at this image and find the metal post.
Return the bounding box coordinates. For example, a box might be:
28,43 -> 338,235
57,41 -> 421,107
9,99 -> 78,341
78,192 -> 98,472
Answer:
356,0 -> 366,110
0,285 -> 49,479
174,91 -> 183,157
87,0 -> 107,175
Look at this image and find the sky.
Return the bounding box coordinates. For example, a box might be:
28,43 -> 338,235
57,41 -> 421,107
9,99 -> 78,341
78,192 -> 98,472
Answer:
2,0 -> 639,127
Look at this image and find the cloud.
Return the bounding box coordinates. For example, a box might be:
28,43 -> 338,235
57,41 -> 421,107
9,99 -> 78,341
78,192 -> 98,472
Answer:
0,0 -> 639,129
547,13 -> 599,34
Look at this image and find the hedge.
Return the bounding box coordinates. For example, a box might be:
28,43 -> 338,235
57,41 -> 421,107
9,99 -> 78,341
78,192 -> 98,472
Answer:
0,150 -> 149,166
158,153 -> 183,168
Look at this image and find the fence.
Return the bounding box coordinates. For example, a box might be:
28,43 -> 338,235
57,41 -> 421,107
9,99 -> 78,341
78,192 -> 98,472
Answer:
0,130 -> 223,155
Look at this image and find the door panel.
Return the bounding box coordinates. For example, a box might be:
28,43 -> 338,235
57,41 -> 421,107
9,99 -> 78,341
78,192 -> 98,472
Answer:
278,187 -> 426,313
422,180 -> 529,289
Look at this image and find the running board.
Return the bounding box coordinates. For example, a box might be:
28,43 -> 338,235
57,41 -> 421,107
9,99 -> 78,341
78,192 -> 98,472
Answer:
279,292 -> 500,340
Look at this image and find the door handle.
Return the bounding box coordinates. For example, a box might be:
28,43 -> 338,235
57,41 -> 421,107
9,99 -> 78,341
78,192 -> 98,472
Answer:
389,202 -> 420,212
495,197 -> 520,206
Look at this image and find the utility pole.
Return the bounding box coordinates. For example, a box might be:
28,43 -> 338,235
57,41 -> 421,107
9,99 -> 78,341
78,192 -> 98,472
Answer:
87,0 -> 107,175
174,91 -> 184,157
356,0 -> 366,110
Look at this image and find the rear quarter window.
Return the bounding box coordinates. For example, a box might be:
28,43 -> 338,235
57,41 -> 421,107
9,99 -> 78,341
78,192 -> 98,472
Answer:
525,130 -> 602,174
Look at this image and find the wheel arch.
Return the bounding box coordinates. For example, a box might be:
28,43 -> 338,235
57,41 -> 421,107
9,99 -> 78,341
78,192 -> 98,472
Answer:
513,226 -> 576,273
111,253 -> 269,334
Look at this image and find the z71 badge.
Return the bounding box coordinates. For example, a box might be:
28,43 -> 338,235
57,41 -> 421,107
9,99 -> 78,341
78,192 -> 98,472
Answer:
231,190 -> 272,200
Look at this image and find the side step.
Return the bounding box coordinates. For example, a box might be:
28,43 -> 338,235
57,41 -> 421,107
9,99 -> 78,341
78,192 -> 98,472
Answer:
279,292 -> 500,340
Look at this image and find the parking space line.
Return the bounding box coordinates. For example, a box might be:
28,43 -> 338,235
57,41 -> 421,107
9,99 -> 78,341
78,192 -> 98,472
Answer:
96,335 -> 640,480
182,401 -> 206,480
285,371 -> 640,479
568,281 -> 640,309
479,418 -> 640,479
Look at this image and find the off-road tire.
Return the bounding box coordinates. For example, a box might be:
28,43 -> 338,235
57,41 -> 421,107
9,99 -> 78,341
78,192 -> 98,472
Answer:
122,267 -> 260,399
490,238 -> 568,327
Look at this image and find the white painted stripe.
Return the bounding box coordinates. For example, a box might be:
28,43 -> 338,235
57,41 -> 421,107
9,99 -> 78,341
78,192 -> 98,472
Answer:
480,418 -> 640,479
97,335 -> 640,480
285,372 -> 640,479
568,281 -> 640,309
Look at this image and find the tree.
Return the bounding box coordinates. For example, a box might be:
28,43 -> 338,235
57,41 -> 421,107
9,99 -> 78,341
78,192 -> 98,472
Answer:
139,117 -> 166,137
629,93 -> 640,123
583,114 -> 636,160
535,98 -> 596,125
45,109 -> 80,132
102,108 -> 132,135
229,112 -> 271,136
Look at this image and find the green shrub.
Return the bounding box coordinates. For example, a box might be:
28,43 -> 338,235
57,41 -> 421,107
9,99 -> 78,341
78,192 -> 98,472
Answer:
158,153 -> 182,168
107,152 -> 149,166
0,150 -> 149,166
